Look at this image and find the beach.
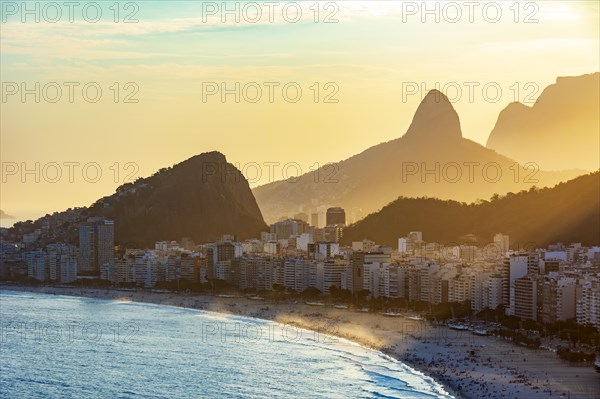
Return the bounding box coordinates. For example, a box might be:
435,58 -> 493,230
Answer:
2,284 -> 598,399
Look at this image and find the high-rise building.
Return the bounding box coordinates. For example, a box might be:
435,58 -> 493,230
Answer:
230,256 -> 273,291
352,239 -> 376,253
408,231 -> 423,242
510,276 -> 538,320
47,243 -> 78,282
310,213 -> 319,227
283,257 -> 312,292
493,233 -> 510,256
408,262 -> 440,303
527,252 -> 541,276
60,253 -> 78,283
119,250 -> 159,287
270,219 -> 310,240
155,241 -> 179,251
544,251 -> 567,262
398,238 -> 407,254
296,233 -> 313,252
326,207 -> 346,226
540,259 -> 560,275
588,247 -> 600,265
26,244 -> 77,283
406,232 -> 423,254
363,262 -> 391,298
484,276 -> 503,310
577,281 -> 600,330
542,276 -> 576,323
459,244 -> 480,262
353,251 -> 391,296
217,242 -> 236,262
319,259 -> 348,295
206,241 -> 240,280
260,232 -> 277,242
26,249 -> 46,281
263,242 -> 279,256
179,237 -> 195,251
308,242 -> 340,260
316,205 -> 329,228
388,264 -> 408,299
502,253 -> 529,308
347,252 -> 365,293
78,219 -> 114,276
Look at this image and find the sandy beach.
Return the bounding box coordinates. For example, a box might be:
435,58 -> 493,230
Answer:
2,284 -> 598,399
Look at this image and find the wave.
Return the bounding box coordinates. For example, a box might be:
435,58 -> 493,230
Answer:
0,289 -> 455,399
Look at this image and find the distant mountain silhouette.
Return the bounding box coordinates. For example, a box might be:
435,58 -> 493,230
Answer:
8,152 -> 268,247
342,172 -> 600,248
487,73 -> 599,171
253,90 -> 583,223
91,151 -> 267,246
0,210 -> 15,219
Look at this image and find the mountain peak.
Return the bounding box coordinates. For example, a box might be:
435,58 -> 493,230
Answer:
403,89 -> 463,143
187,151 -> 227,164
98,150 -> 266,246
486,72 -> 599,170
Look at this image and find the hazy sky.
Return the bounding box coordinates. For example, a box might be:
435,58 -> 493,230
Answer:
1,1 -> 599,225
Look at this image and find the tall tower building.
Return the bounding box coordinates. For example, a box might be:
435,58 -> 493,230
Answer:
502,253 -> 528,313
511,276 -> 538,320
326,207 -> 346,226
493,233 -> 510,256
316,205 -> 330,228
79,219 -> 114,276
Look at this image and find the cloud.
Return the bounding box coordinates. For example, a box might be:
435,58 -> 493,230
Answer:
0,1 -> 403,60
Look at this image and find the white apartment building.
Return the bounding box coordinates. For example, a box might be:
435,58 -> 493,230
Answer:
577,280 -> 600,329
319,259 -> 348,295
542,276 -> 576,323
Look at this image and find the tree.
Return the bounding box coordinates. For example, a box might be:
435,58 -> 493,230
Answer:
330,286 -> 352,302
272,283 -> 285,292
353,290 -> 370,307
302,287 -> 322,300
502,315 -> 521,330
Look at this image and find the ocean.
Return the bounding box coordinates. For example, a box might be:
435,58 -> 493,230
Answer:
0,290 -> 454,399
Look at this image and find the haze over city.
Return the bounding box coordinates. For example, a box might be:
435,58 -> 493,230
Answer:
1,1 -> 599,399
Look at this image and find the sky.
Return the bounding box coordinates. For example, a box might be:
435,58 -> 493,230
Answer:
1,0 -> 599,225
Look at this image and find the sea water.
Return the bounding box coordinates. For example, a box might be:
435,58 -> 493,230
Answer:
0,291 -> 454,399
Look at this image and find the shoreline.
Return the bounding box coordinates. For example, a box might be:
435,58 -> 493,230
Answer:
2,283 -> 598,399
